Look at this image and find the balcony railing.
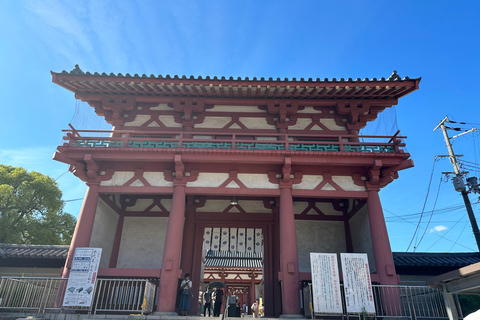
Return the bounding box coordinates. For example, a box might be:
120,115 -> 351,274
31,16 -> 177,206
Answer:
61,126 -> 407,154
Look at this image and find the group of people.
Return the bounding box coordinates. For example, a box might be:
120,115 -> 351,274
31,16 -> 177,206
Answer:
202,286 -> 224,317
178,273 -> 224,317
179,273 -> 260,317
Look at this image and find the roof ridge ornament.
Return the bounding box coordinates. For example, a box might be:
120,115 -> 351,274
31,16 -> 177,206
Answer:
387,70 -> 401,81
70,64 -> 85,76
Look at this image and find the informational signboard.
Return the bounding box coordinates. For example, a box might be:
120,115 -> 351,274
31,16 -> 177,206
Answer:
63,248 -> 102,307
340,253 -> 375,314
310,253 -> 343,314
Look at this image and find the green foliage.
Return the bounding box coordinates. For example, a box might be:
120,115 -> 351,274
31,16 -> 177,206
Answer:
458,294 -> 480,317
0,164 -> 76,244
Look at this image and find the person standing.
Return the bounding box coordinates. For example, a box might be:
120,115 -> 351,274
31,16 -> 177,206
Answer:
213,288 -> 224,317
203,287 -> 213,317
179,273 -> 192,316
251,299 -> 259,318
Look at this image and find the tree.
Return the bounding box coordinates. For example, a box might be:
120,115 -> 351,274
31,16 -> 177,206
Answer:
0,164 -> 76,245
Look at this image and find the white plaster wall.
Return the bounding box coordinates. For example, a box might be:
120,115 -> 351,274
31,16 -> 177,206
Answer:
101,171 -> 135,186
159,115 -> 182,127
295,220 -> 347,273
297,106 -> 318,113
149,103 -> 171,111
237,174 -> 278,189
288,118 -> 313,130
89,198 -> 119,268
187,173 -> 229,187
240,117 -> 276,130
208,105 -> 262,113
124,115 -> 150,126
293,175 -> 322,190
196,200 -> 231,212
144,172 -> 173,187
320,118 -> 346,130
116,217 -> 168,269
237,200 -> 272,213
349,204 -> 376,273
332,176 -> 366,191
195,117 -> 231,128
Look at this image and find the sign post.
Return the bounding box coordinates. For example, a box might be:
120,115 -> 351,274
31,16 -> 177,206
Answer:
309,253 -> 343,315
340,253 -> 375,315
62,248 -> 102,308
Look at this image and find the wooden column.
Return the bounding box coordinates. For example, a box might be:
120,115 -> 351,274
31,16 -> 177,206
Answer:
62,183 -> 99,278
278,187 -> 301,315
367,188 -> 398,285
157,184 -> 186,313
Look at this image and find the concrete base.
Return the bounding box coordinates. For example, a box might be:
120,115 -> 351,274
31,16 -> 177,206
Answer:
278,315 -> 304,319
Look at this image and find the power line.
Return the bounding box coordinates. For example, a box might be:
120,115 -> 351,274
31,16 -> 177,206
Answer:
384,208 -> 476,251
414,176 -> 443,252
406,157 -> 438,252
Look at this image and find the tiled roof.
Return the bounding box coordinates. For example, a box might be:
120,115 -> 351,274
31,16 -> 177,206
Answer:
393,252 -> 480,268
51,65 -> 421,100
55,65 -> 419,83
0,243 -> 69,259
204,250 -> 263,269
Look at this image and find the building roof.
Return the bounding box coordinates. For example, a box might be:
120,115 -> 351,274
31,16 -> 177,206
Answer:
0,243 -> 68,268
51,65 -> 420,101
204,250 -> 263,269
393,252 -> 480,276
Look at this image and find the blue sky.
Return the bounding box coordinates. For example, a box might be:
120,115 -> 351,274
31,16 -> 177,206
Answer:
1,0 -> 479,252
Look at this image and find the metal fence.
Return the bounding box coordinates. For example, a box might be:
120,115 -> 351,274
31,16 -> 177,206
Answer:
93,278 -> 156,315
0,277 -> 66,313
307,284 -> 463,320
0,277 -> 156,315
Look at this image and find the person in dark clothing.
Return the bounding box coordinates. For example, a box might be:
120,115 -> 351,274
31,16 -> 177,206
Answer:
203,287 -> 213,317
213,288 -> 224,317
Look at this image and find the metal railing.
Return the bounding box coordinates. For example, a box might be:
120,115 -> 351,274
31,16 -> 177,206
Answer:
0,277 -> 157,315
93,278 -> 156,315
307,284 -> 463,320
60,126 -> 407,154
0,277 -> 66,313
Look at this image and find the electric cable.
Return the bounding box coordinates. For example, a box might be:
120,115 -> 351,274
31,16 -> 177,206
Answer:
425,213 -> 472,251
413,176 -> 442,252
449,222 -> 470,251
406,157 -> 438,252
384,208 -> 476,252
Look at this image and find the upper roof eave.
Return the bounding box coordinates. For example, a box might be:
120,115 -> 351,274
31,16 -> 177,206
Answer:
51,65 -> 421,101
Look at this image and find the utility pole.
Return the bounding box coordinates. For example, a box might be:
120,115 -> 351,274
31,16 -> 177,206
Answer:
434,116 -> 480,251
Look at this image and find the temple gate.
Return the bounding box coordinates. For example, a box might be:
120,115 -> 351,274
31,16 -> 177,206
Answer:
52,66 -> 420,317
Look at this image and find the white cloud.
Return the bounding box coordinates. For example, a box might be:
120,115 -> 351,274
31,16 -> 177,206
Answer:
429,225 -> 448,233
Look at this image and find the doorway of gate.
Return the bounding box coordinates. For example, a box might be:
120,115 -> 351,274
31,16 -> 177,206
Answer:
179,196 -> 282,317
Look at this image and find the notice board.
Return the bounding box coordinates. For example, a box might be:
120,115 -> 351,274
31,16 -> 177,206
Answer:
310,253 -> 343,314
340,253 -> 375,314
63,248 -> 102,307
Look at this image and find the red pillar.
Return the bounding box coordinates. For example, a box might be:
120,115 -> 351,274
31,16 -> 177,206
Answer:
367,188 -> 398,285
157,185 -> 186,313
61,183 -> 99,278
278,187 -> 301,315
250,274 -> 256,314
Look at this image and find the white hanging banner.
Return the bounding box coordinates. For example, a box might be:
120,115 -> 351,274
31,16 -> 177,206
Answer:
254,229 -> 263,253
63,248 -> 102,307
340,253 -> 375,314
203,228 -> 213,251
246,228 -> 254,252
221,228 -> 229,251
211,228 -> 221,251
237,228 -> 246,252
310,253 -> 343,314
230,228 -> 238,251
